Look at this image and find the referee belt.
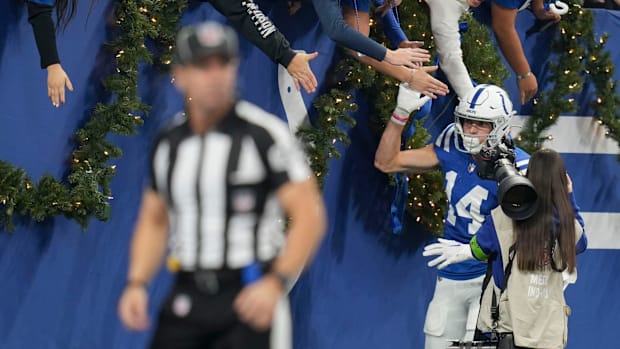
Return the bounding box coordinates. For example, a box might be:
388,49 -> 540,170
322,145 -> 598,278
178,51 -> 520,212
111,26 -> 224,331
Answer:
175,261 -> 273,295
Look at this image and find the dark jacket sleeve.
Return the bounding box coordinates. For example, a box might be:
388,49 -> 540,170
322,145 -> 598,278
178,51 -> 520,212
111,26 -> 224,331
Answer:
312,0 -> 387,61
27,1 -> 60,69
207,0 -> 297,67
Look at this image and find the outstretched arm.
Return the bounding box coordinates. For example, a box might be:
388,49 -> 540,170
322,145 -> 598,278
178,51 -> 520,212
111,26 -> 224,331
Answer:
531,0 -> 561,21
423,238 -> 476,269
374,85 -> 440,173
313,0 -> 426,68
491,2 -> 537,104
340,5 -> 448,98
27,1 -> 59,69
208,0 -> 319,93
426,0 -> 474,98
375,126 -> 439,174
27,1 -> 73,107
424,216 -> 498,269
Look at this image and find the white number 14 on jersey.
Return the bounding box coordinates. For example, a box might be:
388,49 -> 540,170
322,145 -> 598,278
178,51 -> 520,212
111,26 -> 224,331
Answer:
445,170 -> 489,235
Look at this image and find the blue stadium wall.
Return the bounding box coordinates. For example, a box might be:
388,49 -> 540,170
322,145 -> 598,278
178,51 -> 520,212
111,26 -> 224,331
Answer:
0,1 -> 618,348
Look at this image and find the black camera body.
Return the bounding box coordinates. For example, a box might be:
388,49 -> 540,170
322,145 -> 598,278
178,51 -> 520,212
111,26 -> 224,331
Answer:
476,141 -> 516,181
475,139 -> 538,220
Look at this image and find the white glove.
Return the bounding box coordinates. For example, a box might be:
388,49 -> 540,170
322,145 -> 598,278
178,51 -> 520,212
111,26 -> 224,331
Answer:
423,238 -> 474,269
549,1 -> 569,15
391,83 -> 431,126
562,268 -> 577,291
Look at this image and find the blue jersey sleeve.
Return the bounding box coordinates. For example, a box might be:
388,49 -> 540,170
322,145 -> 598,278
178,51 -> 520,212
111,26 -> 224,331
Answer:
373,0 -> 407,48
513,146 -> 530,173
570,192 -> 588,254
470,215 -> 500,260
576,228 -> 587,254
474,213 -> 510,288
490,0 -> 527,9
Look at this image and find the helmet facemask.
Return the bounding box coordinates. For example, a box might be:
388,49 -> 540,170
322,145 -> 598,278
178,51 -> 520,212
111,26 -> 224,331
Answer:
453,84 -> 515,154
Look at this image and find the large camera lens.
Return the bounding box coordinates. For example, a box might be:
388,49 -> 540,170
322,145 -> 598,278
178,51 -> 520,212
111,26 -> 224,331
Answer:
495,159 -> 538,220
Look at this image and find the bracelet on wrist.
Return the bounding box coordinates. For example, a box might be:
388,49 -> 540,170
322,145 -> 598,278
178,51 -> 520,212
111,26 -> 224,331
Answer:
408,68 -> 416,86
517,71 -> 532,80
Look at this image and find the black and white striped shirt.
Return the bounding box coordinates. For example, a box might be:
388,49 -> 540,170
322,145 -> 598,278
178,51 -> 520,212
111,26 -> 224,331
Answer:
150,101 -> 311,271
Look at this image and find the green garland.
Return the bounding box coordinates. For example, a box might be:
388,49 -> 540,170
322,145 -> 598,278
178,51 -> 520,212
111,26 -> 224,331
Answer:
304,0 -> 509,234
0,0 -> 185,231
517,1 -> 619,154
375,5 -> 510,234
1,0 -> 616,232
297,60 -> 361,189
584,21 -> 620,160
303,1 -> 618,234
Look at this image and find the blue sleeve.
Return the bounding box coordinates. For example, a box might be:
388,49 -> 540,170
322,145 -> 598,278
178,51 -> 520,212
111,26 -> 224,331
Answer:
372,0 -> 407,48
473,214 -> 509,288
312,0 -> 387,61
490,0 -> 523,9
28,0 -> 54,5
470,215 -> 500,260
514,147 -> 530,173
570,192 -> 588,254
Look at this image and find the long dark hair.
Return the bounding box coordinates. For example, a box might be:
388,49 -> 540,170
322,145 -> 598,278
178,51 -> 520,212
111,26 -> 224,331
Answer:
55,0 -> 79,30
513,148 -> 577,273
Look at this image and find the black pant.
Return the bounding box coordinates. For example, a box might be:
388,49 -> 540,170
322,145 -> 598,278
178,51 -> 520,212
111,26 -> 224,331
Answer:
150,271 -> 270,349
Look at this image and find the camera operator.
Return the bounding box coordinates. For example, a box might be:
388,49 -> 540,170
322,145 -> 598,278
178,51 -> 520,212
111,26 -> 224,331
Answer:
424,148 -> 587,349
375,84 -> 529,348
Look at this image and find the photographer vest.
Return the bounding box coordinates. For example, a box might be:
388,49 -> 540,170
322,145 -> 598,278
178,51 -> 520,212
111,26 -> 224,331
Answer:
477,207 -> 584,349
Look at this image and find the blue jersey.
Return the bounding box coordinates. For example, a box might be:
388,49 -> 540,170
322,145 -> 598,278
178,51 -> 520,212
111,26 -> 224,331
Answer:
433,123 -> 530,280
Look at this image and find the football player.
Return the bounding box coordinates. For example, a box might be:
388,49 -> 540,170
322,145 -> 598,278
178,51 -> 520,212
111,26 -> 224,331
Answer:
374,84 -> 529,349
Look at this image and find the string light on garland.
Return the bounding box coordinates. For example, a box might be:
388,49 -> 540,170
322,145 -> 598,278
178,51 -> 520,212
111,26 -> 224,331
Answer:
297,57 -> 363,188
0,0 -> 186,231
370,1 -> 507,235
519,1 -> 619,156
301,0 -> 511,234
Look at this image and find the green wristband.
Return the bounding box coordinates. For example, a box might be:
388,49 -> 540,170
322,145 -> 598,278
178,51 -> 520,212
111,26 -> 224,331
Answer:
517,71 -> 532,80
470,236 -> 490,261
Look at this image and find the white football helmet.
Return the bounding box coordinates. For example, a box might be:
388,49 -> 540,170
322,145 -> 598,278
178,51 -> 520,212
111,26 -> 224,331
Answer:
454,84 -> 514,154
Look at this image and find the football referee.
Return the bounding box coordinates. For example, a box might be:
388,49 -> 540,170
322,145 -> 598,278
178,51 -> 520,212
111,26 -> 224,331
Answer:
117,21 -> 326,349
